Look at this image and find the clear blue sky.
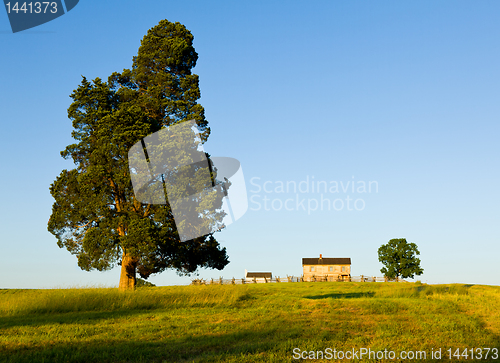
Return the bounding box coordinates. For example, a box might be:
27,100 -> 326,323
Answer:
1,1 -> 499,288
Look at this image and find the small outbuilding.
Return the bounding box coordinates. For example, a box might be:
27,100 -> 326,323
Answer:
245,270 -> 272,282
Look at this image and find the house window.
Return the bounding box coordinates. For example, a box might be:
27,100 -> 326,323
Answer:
310,266 -> 315,272
329,266 -> 333,272
342,266 -> 346,272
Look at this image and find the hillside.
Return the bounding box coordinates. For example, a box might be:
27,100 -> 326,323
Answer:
1,283 -> 499,362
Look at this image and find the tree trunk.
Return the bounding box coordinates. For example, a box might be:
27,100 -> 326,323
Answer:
119,253 -> 137,291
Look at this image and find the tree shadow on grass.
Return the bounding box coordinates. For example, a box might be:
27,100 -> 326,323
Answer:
0,310 -> 148,330
0,327 -> 294,363
2,303 -> 499,363
304,292 -> 374,299
5,322 -> 496,363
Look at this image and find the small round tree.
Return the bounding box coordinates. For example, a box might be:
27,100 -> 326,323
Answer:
378,238 -> 423,281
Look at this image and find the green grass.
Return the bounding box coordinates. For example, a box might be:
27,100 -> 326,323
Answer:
0,283 -> 499,362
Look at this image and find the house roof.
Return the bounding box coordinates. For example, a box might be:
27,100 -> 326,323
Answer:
246,272 -> 272,278
302,258 -> 351,265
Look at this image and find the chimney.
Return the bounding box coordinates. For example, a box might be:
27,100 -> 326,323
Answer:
319,254 -> 322,259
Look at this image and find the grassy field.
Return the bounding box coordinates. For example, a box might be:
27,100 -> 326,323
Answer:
0,282 -> 499,362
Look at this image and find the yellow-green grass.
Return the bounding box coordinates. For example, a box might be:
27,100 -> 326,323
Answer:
0,283 -> 499,362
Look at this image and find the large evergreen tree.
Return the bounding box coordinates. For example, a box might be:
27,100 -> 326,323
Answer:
48,20 -> 229,290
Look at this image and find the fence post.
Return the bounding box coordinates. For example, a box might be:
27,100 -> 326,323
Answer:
219,277 -> 223,285
253,277 -> 256,284
232,277 -> 235,285
372,276 -> 375,282
361,275 -> 364,282
242,278 -> 245,284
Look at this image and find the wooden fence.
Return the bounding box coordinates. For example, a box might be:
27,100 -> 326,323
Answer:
191,276 -> 301,285
350,275 -> 386,282
191,275 -> 399,285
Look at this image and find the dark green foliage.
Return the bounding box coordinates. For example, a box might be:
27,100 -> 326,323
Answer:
136,278 -> 156,288
48,20 -> 229,284
378,238 -> 424,280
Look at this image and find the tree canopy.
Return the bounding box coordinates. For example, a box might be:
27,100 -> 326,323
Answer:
378,238 -> 424,281
48,20 -> 229,290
